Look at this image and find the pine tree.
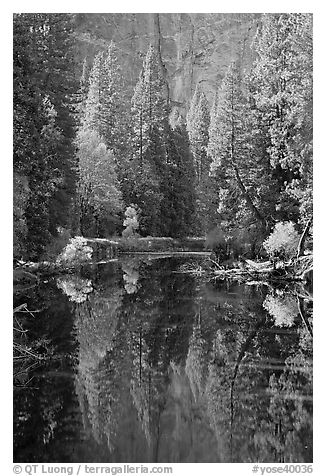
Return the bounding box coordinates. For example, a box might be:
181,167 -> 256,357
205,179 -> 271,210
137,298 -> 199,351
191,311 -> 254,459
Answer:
13,13 -> 78,259
250,14 -> 313,225
208,61 -> 267,236
288,14 -> 313,224
76,42 -> 129,236
162,119 -> 197,237
80,43 -> 131,210
39,14 -> 79,235
82,43 -> 124,149
129,45 -> 169,236
82,51 -> 103,132
187,87 -> 218,234
14,14 -> 42,257
130,46 -> 168,167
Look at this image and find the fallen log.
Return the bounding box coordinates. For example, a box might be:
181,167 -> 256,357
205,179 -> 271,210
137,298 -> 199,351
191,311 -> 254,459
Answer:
244,259 -> 272,270
205,255 -> 313,284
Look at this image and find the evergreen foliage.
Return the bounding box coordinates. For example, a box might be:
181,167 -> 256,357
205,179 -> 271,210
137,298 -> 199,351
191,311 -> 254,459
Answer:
129,45 -> 196,237
13,13 -> 78,259
250,13 -> 313,225
187,87 -> 218,234
207,61 -> 267,253
82,43 -> 125,152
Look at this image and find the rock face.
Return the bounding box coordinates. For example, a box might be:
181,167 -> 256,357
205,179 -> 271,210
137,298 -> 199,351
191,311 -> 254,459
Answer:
73,13 -> 261,112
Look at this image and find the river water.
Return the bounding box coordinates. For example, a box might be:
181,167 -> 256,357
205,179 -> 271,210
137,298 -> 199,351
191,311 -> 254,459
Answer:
13,255 -> 313,463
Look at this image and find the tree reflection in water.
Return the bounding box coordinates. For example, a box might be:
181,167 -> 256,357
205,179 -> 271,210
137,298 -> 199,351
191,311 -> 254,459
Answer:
13,257 -> 313,463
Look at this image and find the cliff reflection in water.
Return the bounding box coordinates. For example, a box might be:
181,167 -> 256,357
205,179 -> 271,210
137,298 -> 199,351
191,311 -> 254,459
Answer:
13,257 -> 312,463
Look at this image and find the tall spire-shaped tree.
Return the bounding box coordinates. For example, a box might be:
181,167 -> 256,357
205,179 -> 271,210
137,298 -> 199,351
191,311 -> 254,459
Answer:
131,45 -> 168,167
208,61 -> 267,234
76,43 -> 125,236
129,45 -> 169,236
187,86 -> 219,233
82,51 -> 103,132
82,42 -> 125,152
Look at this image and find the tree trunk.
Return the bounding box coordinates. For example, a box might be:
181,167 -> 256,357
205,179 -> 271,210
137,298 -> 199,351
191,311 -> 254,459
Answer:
231,160 -> 267,230
297,218 -> 312,259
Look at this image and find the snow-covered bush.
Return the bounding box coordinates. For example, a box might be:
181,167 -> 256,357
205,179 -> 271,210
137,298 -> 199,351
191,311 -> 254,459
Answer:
56,236 -> 93,266
263,221 -> 300,260
122,206 -> 139,238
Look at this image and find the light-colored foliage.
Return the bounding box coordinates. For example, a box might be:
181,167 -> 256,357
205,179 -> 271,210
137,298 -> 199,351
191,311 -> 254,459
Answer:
263,293 -> 298,327
77,128 -> 123,216
82,43 -> 124,150
56,236 -> 93,266
122,206 -> 139,238
263,221 -> 300,259
122,261 -> 140,294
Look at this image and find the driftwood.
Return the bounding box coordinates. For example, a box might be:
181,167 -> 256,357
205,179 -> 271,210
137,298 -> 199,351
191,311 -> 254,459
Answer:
184,254 -> 313,285
14,260 -> 81,278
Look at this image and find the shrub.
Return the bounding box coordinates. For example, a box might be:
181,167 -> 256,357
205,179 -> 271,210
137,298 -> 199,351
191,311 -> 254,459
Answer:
263,221 -> 300,260
122,205 -> 140,238
56,236 -> 93,267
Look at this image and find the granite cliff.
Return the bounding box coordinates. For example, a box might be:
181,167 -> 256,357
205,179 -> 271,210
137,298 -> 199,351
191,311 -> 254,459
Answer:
73,13 -> 261,112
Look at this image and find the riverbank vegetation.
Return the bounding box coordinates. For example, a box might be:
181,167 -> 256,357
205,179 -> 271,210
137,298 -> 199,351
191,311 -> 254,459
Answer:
13,13 -> 312,281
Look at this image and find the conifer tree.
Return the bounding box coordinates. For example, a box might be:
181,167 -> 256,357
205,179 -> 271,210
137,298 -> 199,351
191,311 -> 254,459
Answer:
250,13 -> 313,225
162,117 -> 196,237
190,91 -> 210,183
76,43 -> 127,236
208,61 -> 267,236
187,87 -> 218,233
129,45 -> 169,236
13,13 -> 78,259
82,42 -> 124,152
82,51 -> 104,132
38,14 -> 78,235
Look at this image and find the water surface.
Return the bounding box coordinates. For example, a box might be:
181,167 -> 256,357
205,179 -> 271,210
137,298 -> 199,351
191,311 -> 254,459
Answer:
13,256 -> 313,463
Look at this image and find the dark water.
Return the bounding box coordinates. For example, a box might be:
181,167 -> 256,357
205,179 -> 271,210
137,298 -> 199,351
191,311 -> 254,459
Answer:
13,256 -> 313,463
